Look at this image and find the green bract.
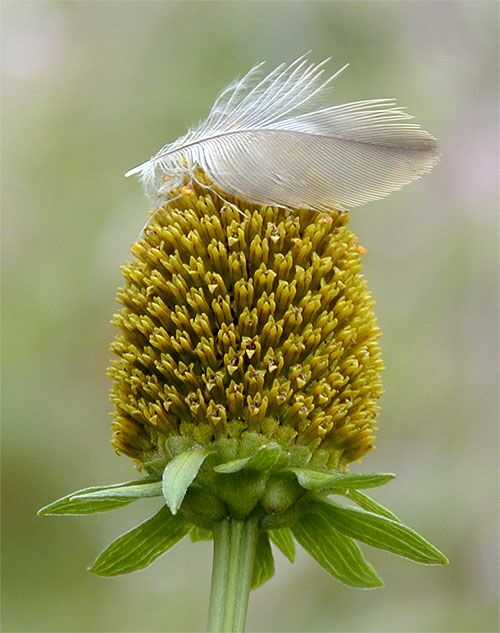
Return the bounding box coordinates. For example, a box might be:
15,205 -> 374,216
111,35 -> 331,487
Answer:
41,442 -> 447,586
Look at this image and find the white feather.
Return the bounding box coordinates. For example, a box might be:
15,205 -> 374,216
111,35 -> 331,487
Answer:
126,56 -> 440,211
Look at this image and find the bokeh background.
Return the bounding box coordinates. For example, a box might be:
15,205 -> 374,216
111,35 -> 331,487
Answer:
2,1 -> 498,632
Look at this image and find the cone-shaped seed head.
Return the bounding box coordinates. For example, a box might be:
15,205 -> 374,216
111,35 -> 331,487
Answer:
109,181 -> 383,469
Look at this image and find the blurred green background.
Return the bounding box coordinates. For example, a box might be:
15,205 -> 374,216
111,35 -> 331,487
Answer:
2,1 -> 498,631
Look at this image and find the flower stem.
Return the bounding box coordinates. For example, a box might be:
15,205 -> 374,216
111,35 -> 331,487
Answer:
207,516 -> 259,633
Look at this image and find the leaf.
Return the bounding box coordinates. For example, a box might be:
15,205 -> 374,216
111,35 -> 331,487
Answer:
290,468 -> 395,491
292,512 -> 383,588
251,531 -> 275,589
314,500 -> 449,565
269,527 -> 296,563
214,444 -> 282,473
90,506 -> 190,576
346,489 -> 400,522
38,479 -> 157,516
73,481 -> 162,501
190,525 -> 213,542
162,449 -> 210,515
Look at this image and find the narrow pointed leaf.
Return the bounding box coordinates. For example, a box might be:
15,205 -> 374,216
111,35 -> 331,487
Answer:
269,527 -> 296,563
251,531 -> 275,589
346,489 -> 401,522
292,512 -> 383,588
214,444 -> 282,474
162,449 -> 210,515
73,481 -> 162,501
290,468 -> 395,491
90,506 -> 190,576
38,479 -> 157,516
314,500 -> 448,565
190,525 -> 213,542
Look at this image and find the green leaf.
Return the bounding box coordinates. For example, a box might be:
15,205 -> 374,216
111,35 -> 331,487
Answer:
269,527 -> 296,563
214,444 -> 282,473
162,449 -> 210,515
314,500 -> 449,565
72,481 -> 162,501
90,506 -> 190,576
37,479 -> 156,516
292,512 -> 383,588
290,468 -> 395,491
190,525 -> 213,542
251,531 -> 275,589
346,489 -> 401,522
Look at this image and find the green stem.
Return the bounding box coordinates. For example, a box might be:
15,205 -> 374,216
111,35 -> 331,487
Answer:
207,516 -> 259,633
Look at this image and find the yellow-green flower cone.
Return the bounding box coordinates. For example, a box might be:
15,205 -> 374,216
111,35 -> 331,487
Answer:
109,179 -> 383,474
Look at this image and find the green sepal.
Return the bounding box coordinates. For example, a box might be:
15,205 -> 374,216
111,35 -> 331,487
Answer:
73,481 -> 162,501
345,489 -> 401,522
162,449 -> 210,515
269,527 -> 296,563
190,525 -> 213,542
290,468 -> 395,491
89,506 -> 190,576
313,499 -> 448,565
37,478 -> 157,516
292,511 -> 383,589
213,470 -> 266,519
214,444 -> 282,473
251,531 -> 275,589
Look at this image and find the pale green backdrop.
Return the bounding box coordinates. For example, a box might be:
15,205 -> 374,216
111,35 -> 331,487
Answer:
2,1 -> 498,631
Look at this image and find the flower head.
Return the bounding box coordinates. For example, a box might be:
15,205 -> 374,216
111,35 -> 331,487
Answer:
109,179 -> 383,476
